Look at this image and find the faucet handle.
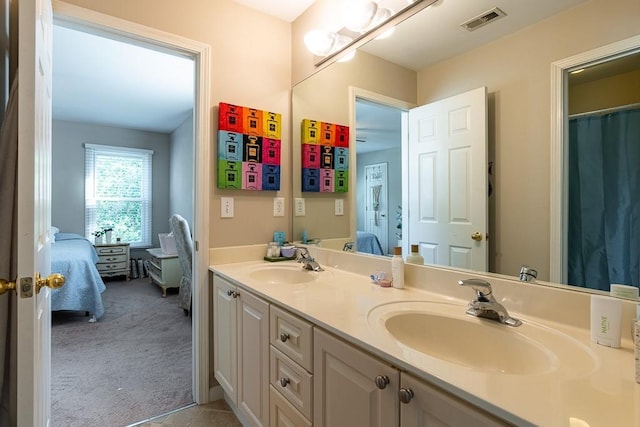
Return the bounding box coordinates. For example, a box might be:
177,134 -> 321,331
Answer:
458,278 -> 493,301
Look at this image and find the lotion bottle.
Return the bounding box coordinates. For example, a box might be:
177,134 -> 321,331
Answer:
391,246 -> 405,289
405,244 -> 424,265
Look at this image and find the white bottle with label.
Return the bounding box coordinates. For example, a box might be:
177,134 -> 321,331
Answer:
405,244 -> 424,265
391,246 -> 405,289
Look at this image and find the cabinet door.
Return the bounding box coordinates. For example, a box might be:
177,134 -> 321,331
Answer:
238,290 -> 270,427
314,328 -> 399,427
213,275 -> 238,404
400,372 -> 509,427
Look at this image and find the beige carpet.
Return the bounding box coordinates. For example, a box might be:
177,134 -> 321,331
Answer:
51,278 -> 193,427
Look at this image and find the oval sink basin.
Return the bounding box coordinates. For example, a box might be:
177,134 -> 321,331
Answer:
248,264 -> 322,285
368,301 -> 596,376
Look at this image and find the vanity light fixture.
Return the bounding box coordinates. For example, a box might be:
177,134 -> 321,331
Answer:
307,0 -> 436,66
570,68 -> 585,74
304,0 -> 397,61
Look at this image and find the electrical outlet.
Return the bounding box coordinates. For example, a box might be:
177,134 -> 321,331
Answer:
221,197 -> 234,218
295,198 -> 306,216
273,197 -> 285,217
335,199 -> 344,216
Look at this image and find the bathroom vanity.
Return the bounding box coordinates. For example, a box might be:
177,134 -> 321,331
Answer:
210,248 -> 639,427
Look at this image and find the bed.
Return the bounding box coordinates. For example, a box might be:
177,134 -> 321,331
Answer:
356,231 -> 385,255
51,232 -> 106,321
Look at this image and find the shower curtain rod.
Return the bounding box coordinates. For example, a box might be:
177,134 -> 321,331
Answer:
569,102 -> 640,119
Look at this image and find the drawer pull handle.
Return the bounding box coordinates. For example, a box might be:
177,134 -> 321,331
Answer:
226,290 -> 239,298
279,377 -> 290,388
374,375 -> 390,389
398,388 -> 414,404
280,333 -> 290,342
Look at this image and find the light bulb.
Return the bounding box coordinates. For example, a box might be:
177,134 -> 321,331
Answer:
372,7 -> 393,28
304,29 -> 337,57
342,0 -> 378,33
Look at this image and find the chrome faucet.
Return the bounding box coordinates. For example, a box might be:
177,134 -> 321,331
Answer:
343,241 -> 355,252
295,247 -> 323,271
458,278 -> 521,327
519,265 -> 538,283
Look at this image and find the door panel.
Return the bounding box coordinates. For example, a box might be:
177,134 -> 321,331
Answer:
16,0 -> 54,424
364,163 -> 388,254
407,87 -> 487,271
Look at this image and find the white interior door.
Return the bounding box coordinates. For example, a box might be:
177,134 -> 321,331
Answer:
407,87 -> 487,270
364,163 -> 388,254
16,0 -> 54,424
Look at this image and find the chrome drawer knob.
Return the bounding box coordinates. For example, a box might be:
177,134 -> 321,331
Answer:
279,377 -> 290,388
280,333 -> 290,342
398,388 -> 414,404
374,375 -> 390,389
226,289 -> 239,298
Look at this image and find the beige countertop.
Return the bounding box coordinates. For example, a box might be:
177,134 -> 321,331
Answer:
211,259 -> 640,426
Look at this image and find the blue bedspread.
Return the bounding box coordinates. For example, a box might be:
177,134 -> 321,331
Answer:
51,233 -> 106,319
357,231 -> 385,255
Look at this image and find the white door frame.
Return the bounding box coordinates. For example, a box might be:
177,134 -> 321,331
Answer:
549,34 -> 640,283
51,0 -> 211,403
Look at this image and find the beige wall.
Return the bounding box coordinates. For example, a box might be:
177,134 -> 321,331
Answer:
59,0 -> 293,248
414,0 -> 640,279
292,51 -> 416,242
570,69 -> 640,114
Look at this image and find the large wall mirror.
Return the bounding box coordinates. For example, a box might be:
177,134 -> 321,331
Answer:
292,0 -> 640,297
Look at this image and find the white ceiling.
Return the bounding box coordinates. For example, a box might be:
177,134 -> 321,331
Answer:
52,0 -> 591,135
52,25 -> 195,133
232,0 -> 316,22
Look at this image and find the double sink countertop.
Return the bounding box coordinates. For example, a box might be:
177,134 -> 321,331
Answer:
211,258 -> 639,426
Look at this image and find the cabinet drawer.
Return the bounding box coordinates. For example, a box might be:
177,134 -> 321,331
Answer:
270,346 -> 313,420
97,261 -> 128,272
270,385 -> 312,427
98,253 -> 127,263
96,246 -> 127,255
270,305 -> 313,372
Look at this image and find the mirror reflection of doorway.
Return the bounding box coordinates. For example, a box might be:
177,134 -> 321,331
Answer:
355,98 -> 403,256
566,51 -> 640,291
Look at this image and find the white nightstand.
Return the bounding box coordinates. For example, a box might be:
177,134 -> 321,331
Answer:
146,248 -> 181,297
94,242 -> 131,280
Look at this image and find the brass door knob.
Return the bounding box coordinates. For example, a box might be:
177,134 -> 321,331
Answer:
35,273 -> 65,294
471,232 -> 483,241
0,278 -> 16,295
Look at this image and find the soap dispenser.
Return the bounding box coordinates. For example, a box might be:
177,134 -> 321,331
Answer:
391,246 -> 405,289
405,244 -> 424,265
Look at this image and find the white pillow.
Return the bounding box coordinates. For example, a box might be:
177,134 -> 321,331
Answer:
50,226 -> 60,242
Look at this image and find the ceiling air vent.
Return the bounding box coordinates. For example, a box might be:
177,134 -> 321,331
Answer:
461,7 -> 506,32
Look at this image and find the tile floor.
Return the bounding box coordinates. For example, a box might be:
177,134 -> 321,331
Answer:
133,399 -> 242,427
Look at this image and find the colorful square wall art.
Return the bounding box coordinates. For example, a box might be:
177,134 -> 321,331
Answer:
218,102 -> 282,190
301,119 -> 349,193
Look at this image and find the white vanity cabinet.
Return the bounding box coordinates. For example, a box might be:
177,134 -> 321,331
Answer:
399,371 -> 509,427
313,328 -> 510,427
213,274 -> 269,427
314,328 -> 399,427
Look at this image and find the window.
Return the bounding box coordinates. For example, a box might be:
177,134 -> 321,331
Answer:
85,144 -> 153,247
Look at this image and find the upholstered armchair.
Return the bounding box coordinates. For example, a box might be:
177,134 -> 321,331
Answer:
169,214 -> 192,316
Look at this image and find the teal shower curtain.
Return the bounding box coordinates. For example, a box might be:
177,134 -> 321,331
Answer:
568,108 -> 640,291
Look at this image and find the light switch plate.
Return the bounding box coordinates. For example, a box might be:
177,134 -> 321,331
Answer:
335,199 -> 344,216
273,197 -> 285,217
221,197 -> 234,218
295,198 -> 306,216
